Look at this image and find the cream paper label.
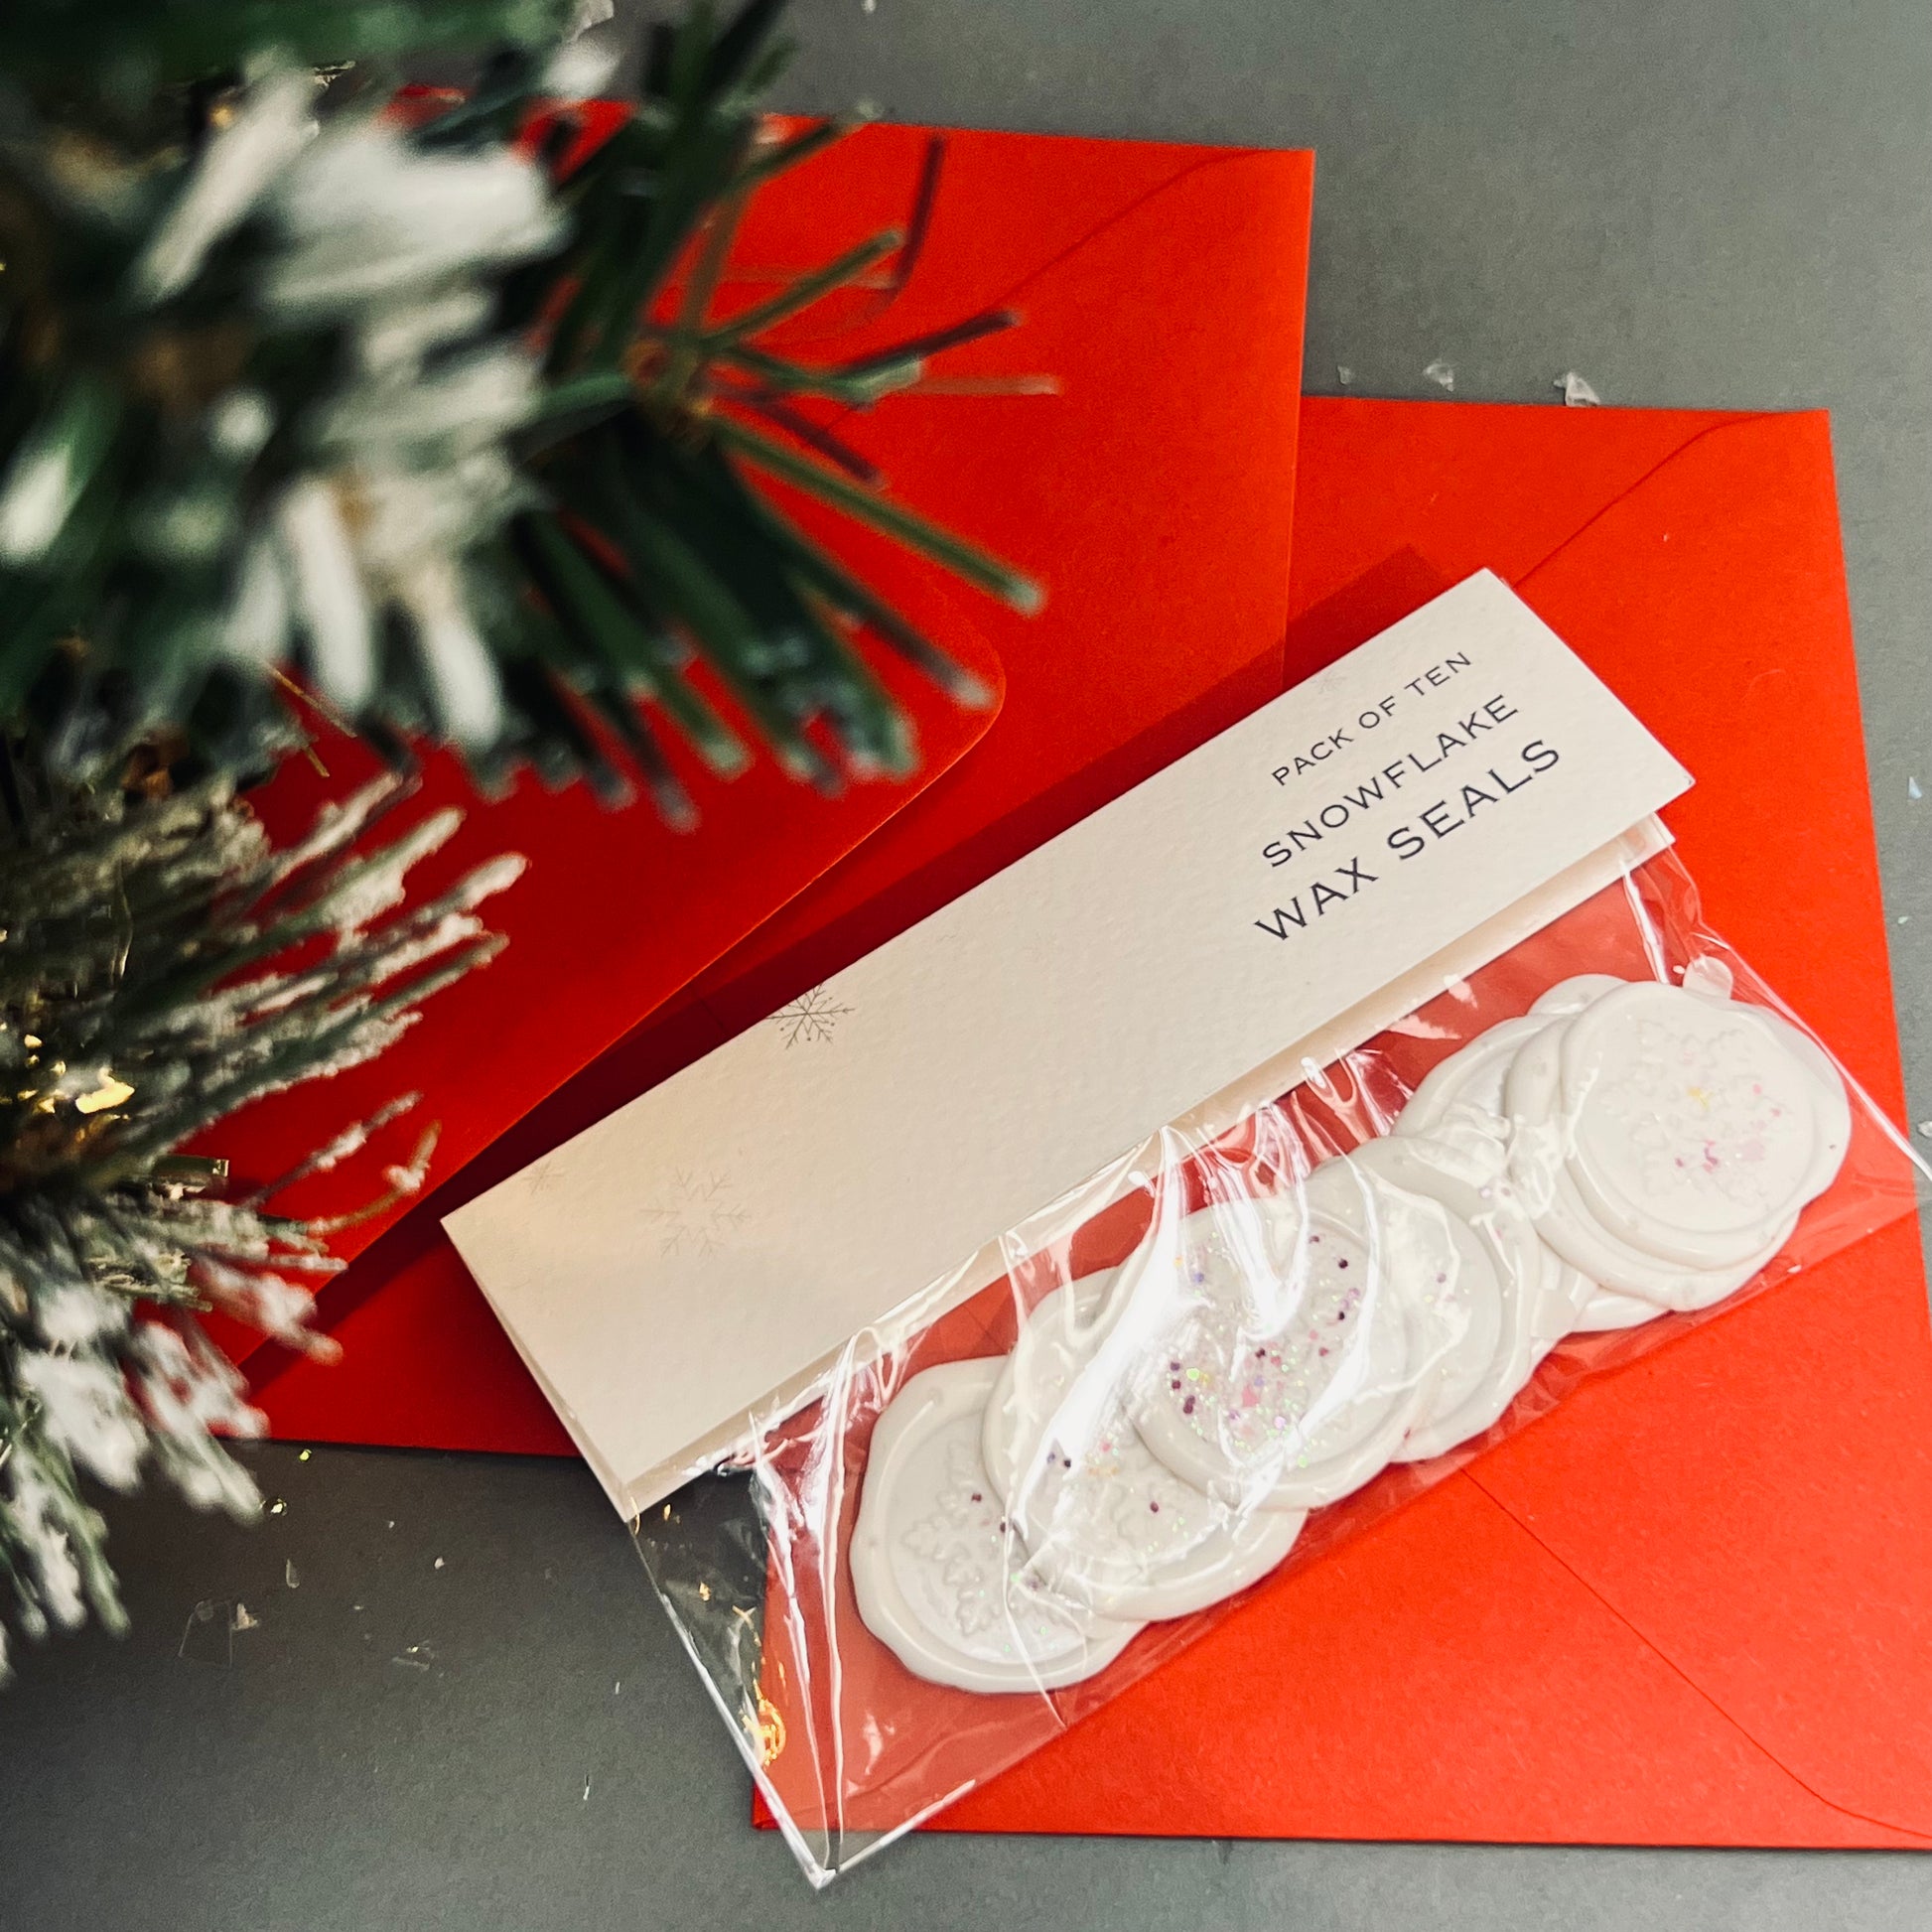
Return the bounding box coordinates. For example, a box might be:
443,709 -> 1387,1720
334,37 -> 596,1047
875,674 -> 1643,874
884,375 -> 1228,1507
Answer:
446,571 -> 1692,1516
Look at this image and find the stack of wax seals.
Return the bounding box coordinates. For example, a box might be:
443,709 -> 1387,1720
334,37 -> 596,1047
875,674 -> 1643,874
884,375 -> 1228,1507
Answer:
849,963 -> 1852,1692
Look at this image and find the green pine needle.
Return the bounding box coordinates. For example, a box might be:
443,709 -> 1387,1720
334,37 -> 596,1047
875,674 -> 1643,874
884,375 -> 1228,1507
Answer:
713,416 -> 1043,615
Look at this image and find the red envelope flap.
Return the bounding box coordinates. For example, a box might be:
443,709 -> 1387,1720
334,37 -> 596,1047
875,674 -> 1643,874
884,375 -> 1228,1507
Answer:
246,133 -> 1313,1419
1472,1219 -> 1932,1842
1285,399 -> 1751,619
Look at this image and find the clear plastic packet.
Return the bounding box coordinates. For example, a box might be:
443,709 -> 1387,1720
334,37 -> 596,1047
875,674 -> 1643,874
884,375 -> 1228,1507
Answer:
631,850 -> 1928,1886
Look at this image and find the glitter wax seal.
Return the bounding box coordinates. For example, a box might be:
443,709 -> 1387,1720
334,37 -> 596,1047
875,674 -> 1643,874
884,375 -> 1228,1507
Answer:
986,1279 -> 1306,1621
1127,1173 -> 1433,1511
849,1358 -> 1143,1693
1558,981 -> 1848,1271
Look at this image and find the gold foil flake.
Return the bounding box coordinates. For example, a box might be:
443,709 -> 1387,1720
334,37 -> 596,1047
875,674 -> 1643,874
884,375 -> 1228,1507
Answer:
755,1695 -> 786,1766
73,1074 -> 134,1114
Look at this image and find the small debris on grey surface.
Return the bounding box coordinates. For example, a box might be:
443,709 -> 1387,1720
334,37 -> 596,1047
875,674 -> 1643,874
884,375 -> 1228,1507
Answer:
434,1557 -> 446,1571
1336,363 -> 1354,385
582,1774 -> 594,1802
284,1559 -> 300,1589
267,1498 -> 288,1516
178,1598 -> 234,1667
391,1642 -> 435,1672
231,1602 -> 261,1633
1424,358 -> 1455,390
298,1449 -> 312,1462
1557,369 -> 1601,405
1910,776 -> 1923,800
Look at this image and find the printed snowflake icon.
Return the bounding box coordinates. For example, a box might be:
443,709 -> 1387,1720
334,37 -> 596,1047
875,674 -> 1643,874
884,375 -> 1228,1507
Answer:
774,984 -> 852,1048
642,1171 -> 750,1258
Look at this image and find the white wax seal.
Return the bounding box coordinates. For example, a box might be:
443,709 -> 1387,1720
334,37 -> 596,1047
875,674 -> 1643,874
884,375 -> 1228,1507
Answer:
1397,1009 -> 1598,1345
1505,1021 -> 1793,1310
983,1267 -> 1130,1500
1571,1287 -> 1670,1332
849,1358 -> 1143,1693
1350,1135 -> 1545,1462
1531,1242 -> 1613,1348
1530,973 -> 1627,1018
1558,982 -> 1850,1271
1397,1014 -> 1549,1146
1127,1171 -> 1441,1511
1345,1135 -> 1505,1429
985,1278 -> 1307,1620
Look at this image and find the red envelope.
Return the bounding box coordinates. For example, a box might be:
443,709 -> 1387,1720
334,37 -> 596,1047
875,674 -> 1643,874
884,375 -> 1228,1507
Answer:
915,397 -> 1932,1848
239,129 -> 1315,1441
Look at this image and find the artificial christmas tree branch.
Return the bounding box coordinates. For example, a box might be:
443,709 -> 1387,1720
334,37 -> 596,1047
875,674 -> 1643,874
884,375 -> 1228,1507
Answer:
0,0 -> 1040,813
0,741 -> 521,1670
0,0 -> 1045,1671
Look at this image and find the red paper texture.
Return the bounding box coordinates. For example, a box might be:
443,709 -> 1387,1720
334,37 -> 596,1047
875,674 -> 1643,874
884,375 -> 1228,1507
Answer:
241,127 -> 1315,1441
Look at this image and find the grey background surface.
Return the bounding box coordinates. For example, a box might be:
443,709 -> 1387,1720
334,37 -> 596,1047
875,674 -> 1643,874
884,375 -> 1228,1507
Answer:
5,1 -> 1932,1926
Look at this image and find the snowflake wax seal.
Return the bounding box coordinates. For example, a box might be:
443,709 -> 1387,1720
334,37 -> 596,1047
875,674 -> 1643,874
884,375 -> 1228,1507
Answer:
849,1358 -> 1142,1693
1505,1014 -> 1798,1311
1558,982 -> 1849,1271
